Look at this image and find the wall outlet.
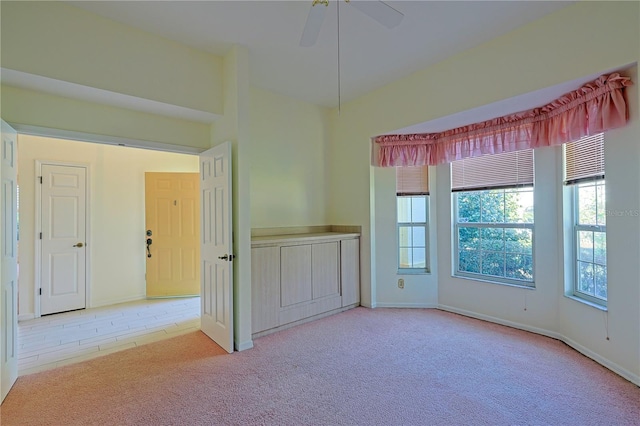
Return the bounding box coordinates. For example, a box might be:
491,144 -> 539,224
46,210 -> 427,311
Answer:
398,278 -> 404,289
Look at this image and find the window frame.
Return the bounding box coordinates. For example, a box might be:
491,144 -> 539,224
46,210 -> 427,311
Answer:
571,179 -> 607,307
453,187 -> 535,287
396,194 -> 430,274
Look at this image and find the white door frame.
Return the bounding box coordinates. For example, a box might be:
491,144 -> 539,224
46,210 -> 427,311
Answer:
34,160 -> 91,318
11,124 -> 241,350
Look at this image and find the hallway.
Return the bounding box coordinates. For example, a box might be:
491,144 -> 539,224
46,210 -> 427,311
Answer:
17,297 -> 200,376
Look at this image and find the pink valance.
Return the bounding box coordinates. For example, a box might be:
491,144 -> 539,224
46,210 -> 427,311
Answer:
372,73 -> 633,167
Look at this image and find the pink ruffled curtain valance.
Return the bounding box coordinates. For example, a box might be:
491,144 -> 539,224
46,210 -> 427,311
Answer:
372,73 -> 633,167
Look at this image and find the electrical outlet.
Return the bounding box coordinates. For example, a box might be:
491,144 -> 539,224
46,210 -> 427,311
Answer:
398,278 -> 404,289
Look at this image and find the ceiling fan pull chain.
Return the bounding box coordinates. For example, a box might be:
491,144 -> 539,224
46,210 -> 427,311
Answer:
337,0 -> 341,114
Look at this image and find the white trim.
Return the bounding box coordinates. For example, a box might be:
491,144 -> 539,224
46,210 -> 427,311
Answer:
438,304 -> 639,386
17,314 -> 35,322
375,302 -> 438,308
35,161 -> 91,317
562,336 -> 640,386
90,295 -> 146,309
235,340 -> 254,352
438,304 -> 562,339
1,68 -> 221,124
10,124 -> 205,155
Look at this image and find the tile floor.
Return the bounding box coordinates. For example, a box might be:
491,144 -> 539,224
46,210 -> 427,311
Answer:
18,297 -> 200,376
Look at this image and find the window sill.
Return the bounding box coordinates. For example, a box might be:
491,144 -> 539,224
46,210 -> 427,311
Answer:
564,294 -> 607,311
452,273 -> 535,290
398,269 -> 430,275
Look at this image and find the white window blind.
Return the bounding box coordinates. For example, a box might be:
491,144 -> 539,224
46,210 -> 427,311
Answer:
396,166 -> 429,195
451,149 -> 534,192
564,133 -> 604,185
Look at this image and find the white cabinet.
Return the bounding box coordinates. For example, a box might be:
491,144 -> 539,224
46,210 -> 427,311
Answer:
280,245 -> 312,307
251,233 -> 360,336
340,238 -> 360,306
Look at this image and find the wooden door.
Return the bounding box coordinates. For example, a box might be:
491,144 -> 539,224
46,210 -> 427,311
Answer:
199,142 -> 233,353
145,173 -> 200,297
40,164 -> 87,316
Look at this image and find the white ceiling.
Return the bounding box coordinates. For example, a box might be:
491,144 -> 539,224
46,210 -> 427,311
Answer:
68,1 -> 574,108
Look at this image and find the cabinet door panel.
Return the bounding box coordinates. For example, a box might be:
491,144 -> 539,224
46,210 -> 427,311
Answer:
251,247 -> 280,333
312,242 -> 339,299
341,239 -> 360,306
280,245 -> 312,307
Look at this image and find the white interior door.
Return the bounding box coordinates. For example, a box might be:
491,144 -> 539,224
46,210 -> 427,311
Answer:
40,164 -> 87,316
199,141 -> 233,353
1,120 -> 18,402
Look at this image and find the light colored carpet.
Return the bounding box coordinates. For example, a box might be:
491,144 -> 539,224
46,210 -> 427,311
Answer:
1,307 -> 639,425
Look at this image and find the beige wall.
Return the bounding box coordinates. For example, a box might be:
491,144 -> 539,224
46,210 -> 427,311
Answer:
210,47 -> 253,351
328,1 -> 640,383
1,1 -> 223,116
18,135 -> 198,318
249,86 -> 329,228
1,85 -> 212,150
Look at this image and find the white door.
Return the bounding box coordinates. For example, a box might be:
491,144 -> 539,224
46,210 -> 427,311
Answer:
1,120 -> 18,402
40,164 -> 87,316
199,142 -> 233,353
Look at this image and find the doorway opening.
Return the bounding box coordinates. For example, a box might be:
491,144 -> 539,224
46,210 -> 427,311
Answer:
16,134 -> 201,374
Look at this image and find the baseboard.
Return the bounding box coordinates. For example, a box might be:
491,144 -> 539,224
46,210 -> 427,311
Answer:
438,304 -> 562,340
252,305 -> 358,340
18,313 -> 35,322
562,336 -> 640,386
375,303 -> 438,309
90,294 -> 146,309
438,304 -> 639,386
235,340 -> 254,352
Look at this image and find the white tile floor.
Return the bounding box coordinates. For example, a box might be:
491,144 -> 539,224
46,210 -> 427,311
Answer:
18,297 -> 200,376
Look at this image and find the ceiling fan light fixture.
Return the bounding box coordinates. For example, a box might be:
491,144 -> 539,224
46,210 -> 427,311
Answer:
300,1 -> 328,47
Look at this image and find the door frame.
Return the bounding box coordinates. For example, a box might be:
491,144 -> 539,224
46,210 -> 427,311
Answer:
9,123 -> 242,350
34,160 -> 91,318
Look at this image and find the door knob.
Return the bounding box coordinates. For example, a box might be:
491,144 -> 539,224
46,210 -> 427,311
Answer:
73,242 -> 84,248
218,254 -> 229,260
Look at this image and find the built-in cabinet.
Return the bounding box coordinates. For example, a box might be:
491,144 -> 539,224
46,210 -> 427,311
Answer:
251,232 -> 360,336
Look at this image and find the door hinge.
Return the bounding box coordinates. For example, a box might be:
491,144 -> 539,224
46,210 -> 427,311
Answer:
39,288 -> 42,296
38,176 -> 43,184
39,232 -> 42,240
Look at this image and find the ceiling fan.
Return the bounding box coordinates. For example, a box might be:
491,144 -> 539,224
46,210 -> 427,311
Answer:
300,0 -> 404,47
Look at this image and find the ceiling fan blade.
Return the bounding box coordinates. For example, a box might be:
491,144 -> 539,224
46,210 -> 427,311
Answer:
348,1 -> 404,29
300,3 -> 327,47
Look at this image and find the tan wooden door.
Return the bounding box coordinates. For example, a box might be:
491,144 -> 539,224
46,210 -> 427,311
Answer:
145,173 -> 200,297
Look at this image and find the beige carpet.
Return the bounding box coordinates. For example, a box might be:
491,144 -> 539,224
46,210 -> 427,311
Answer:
1,307 -> 639,425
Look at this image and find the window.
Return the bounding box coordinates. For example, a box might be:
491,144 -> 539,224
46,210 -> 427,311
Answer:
452,150 -> 534,286
564,134 -> 607,306
397,166 -> 429,273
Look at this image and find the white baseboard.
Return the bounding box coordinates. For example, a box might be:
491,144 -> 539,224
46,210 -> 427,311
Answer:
438,304 -> 639,386
90,294 -> 146,309
375,302 -> 438,309
562,336 -> 640,386
438,304 -> 562,340
18,313 -> 35,322
235,340 -> 254,351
